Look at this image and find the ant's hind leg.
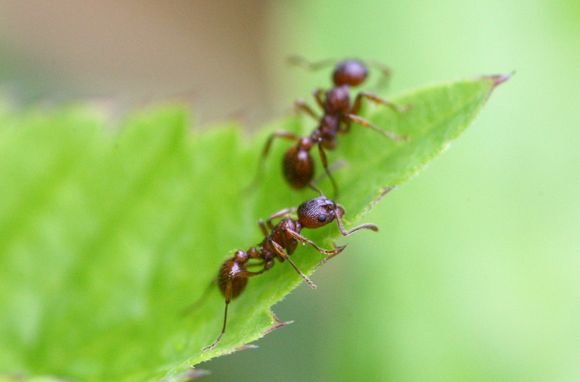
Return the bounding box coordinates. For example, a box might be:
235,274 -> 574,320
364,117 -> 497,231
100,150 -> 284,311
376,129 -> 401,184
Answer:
181,279 -> 215,317
202,299 -> 230,352
202,264 -> 268,352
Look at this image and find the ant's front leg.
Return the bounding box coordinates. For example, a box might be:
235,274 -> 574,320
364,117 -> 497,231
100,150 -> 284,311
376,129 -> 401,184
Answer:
352,91 -> 409,114
286,229 -> 346,256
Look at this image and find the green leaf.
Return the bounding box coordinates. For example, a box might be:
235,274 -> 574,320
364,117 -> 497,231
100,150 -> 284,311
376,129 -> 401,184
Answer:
0,76 -> 507,381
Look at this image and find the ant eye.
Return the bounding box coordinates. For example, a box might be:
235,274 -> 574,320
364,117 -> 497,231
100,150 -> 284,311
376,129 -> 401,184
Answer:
317,214 -> 327,223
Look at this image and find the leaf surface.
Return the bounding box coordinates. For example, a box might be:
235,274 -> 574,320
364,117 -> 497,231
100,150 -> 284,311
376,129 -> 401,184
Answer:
0,76 -> 506,381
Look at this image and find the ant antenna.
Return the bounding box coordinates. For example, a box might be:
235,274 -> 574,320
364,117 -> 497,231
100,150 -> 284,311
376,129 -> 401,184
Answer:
287,55 -> 336,71
368,60 -> 393,92
334,204 -> 379,236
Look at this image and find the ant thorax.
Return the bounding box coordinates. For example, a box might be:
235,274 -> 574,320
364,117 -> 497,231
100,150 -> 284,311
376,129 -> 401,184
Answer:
324,86 -> 351,114
315,114 -> 340,149
264,218 -> 301,256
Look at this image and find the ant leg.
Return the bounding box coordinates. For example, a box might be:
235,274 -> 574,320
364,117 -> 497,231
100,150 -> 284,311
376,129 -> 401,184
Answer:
294,100 -> 320,121
203,264 -> 268,351
261,131 -> 301,162
202,299 -> 230,351
317,144 -> 339,199
259,207 -> 297,233
271,241 -> 318,289
266,207 -> 296,228
246,131 -> 301,192
307,182 -> 324,196
311,160 -> 347,190
352,91 -> 409,114
181,279 -> 216,317
313,88 -> 325,109
352,91 -> 405,113
344,114 -> 406,142
287,55 -> 336,71
286,229 -> 346,256
258,219 -> 269,236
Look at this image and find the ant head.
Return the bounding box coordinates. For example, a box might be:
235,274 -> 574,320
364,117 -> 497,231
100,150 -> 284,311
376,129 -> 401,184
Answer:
332,60 -> 368,87
297,196 -> 342,228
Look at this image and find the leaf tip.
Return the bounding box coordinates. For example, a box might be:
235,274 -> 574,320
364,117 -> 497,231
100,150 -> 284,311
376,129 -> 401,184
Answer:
263,312 -> 294,336
482,72 -> 514,89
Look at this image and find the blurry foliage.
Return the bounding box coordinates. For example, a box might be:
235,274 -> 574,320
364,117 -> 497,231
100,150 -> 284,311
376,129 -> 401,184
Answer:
259,1 -> 579,381
0,78 -> 501,381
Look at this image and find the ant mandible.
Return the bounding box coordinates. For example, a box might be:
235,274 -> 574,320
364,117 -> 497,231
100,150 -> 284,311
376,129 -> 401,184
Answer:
202,196 -> 378,351
252,56 -> 408,197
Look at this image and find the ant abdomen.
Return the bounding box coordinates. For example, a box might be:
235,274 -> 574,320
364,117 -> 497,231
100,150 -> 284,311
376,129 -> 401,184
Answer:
283,146 -> 315,189
217,259 -> 248,300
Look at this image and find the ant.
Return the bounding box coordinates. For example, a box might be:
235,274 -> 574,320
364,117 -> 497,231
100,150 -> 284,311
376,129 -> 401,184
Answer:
201,196 -> 378,351
252,56 -> 409,197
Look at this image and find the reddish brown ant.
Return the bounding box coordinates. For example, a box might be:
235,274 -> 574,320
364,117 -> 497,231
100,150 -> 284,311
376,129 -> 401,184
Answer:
251,56 -> 408,197
200,196 -> 378,351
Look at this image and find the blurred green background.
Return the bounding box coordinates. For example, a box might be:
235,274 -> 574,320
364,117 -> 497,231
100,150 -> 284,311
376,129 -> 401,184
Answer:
0,1 -> 577,381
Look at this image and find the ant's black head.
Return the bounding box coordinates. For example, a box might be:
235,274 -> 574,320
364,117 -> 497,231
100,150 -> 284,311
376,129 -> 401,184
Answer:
332,59 -> 368,87
297,196 -> 343,228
